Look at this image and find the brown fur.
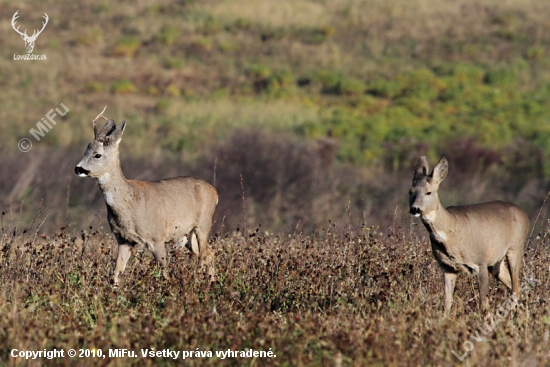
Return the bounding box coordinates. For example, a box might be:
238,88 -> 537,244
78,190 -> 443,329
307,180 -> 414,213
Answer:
75,114 -> 218,285
409,156 -> 529,316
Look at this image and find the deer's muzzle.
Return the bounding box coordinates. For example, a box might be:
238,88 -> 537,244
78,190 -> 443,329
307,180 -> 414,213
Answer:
74,166 -> 90,177
410,207 -> 422,217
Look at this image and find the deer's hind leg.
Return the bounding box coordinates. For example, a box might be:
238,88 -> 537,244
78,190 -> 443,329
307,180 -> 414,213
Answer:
477,266 -> 490,313
506,246 -> 524,301
488,259 -> 512,290
180,228 -> 215,278
196,229 -> 215,277
183,228 -> 200,257
195,222 -> 215,278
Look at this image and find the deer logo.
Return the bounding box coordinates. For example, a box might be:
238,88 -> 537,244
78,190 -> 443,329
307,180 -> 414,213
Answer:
11,11 -> 48,54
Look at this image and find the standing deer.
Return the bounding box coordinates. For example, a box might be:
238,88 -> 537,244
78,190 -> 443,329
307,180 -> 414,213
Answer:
75,107 -> 218,286
11,11 -> 48,54
409,156 -> 529,316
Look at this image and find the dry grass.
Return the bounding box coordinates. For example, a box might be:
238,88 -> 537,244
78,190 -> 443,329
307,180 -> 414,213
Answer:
1,218 -> 549,366
199,0 -> 332,29
3,2 -> 550,363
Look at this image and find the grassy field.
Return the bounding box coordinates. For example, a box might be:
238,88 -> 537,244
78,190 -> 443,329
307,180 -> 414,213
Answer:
3,0 -> 550,234
1,219 -> 549,366
3,0 -> 550,365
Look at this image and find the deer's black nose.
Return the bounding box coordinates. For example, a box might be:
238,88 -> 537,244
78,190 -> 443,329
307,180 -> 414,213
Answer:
410,207 -> 422,216
75,166 -> 90,176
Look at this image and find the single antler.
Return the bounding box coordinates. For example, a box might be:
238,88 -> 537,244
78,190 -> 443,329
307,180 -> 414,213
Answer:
11,11 -> 28,38
93,106 -> 108,139
30,13 -> 48,40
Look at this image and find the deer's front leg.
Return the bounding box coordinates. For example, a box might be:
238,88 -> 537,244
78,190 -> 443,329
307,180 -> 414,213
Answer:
151,244 -> 171,281
444,271 -> 457,317
114,243 -> 132,286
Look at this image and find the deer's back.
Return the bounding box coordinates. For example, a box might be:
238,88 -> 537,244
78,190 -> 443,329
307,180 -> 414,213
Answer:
440,201 -> 529,267
108,176 -> 217,243
446,201 -> 529,236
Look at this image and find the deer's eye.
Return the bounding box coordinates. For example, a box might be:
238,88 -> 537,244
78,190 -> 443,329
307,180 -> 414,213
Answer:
94,153 -> 102,159
426,191 -> 432,195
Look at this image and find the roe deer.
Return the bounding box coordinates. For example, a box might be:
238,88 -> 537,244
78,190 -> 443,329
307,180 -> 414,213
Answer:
409,156 -> 529,316
75,107 -> 218,286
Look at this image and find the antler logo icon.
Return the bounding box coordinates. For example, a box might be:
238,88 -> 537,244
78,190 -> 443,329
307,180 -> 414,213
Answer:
11,11 -> 49,54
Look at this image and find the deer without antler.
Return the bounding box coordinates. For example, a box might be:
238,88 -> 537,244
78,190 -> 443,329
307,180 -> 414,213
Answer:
75,107 -> 218,286
11,10 -> 49,54
409,156 -> 529,316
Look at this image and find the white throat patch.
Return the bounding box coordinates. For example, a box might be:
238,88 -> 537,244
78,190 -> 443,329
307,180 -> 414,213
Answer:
98,173 -> 111,185
422,209 -> 437,223
103,192 -> 115,206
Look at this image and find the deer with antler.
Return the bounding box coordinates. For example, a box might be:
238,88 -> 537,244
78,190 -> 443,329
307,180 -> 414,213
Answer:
11,11 -> 49,54
75,107 -> 218,286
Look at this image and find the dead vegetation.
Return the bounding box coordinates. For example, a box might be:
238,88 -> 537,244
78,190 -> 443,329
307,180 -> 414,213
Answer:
0,216 -> 549,365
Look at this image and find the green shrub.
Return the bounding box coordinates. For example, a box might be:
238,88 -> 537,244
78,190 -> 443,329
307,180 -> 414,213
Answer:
201,16 -> 221,35
526,46 -> 544,60
233,18 -> 251,31
248,64 -> 272,80
336,78 -> 365,96
154,98 -> 170,114
84,81 -> 106,93
191,37 -> 213,51
111,79 -> 136,94
154,25 -> 180,46
484,69 -> 517,88
110,36 -> 140,57
367,79 -> 405,99
314,70 -> 342,92
73,29 -> 103,46
162,56 -> 184,69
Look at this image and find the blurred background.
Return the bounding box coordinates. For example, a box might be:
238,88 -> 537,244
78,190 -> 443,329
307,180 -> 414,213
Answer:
1,0 -> 550,235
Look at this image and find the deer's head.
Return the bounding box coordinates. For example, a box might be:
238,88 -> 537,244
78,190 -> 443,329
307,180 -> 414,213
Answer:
75,107 -> 126,180
12,11 -> 48,54
409,156 -> 448,218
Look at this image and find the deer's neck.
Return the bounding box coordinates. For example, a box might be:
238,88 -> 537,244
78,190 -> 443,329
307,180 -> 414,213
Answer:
421,199 -> 453,244
96,164 -> 132,209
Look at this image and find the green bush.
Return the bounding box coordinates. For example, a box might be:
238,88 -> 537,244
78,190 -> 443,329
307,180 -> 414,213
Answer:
153,25 -> 180,46
292,64 -> 550,170
110,36 -> 140,57
111,79 -> 136,94
336,78 -> 365,96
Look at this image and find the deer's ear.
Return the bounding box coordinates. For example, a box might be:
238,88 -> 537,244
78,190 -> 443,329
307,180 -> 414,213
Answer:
413,156 -> 429,183
109,121 -> 126,146
97,120 -> 116,140
432,157 -> 449,183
